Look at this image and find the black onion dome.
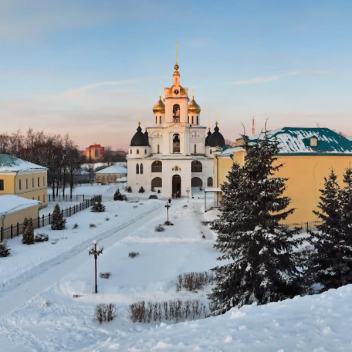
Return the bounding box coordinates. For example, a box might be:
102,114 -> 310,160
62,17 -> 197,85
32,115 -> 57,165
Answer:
207,125 -> 225,147
205,129 -> 212,146
130,126 -> 148,146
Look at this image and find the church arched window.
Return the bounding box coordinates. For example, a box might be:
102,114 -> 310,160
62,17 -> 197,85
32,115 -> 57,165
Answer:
130,149 -> 132,154
159,116 -> 162,124
140,163 -> 143,174
192,116 -> 194,124
191,160 -> 202,172
191,177 -> 203,187
136,164 -> 139,174
194,144 -> 197,154
207,177 -> 213,187
157,144 -> 160,153
145,149 -> 147,154
137,149 -> 139,154
151,177 -> 162,188
173,104 -> 180,123
151,160 -> 162,172
155,116 -> 157,124
173,134 -> 180,153
197,116 -> 199,124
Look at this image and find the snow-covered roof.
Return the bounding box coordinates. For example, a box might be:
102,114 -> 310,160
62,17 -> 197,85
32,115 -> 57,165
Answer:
232,128 -> 352,155
0,154 -> 47,173
96,164 -> 127,174
82,162 -> 127,170
0,195 -> 41,216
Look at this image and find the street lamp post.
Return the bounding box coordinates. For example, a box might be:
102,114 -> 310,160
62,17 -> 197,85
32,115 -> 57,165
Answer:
165,199 -> 171,223
88,240 -> 104,293
186,188 -> 190,202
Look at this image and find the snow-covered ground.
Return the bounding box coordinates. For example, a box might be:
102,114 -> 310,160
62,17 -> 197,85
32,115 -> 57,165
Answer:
0,193 -> 351,352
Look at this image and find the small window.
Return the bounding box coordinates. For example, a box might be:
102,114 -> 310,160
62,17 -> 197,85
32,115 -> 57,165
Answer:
38,195 -> 40,201
145,149 -> 147,154
155,116 -> 157,124
140,163 -> 144,174
43,195 -> 46,203
192,116 -> 194,124
188,116 -> 189,123
32,178 -> 34,187
130,149 -> 132,154
159,116 -> 162,124
26,179 -> 28,189
43,176 -> 45,186
210,149 -> 212,154
38,177 -> 40,187
157,144 -> 160,153
0,180 -> 4,191
136,164 -> 139,174
194,144 -> 197,154
19,179 -> 22,190
137,149 -> 139,155
310,137 -> 318,147
197,116 -> 199,124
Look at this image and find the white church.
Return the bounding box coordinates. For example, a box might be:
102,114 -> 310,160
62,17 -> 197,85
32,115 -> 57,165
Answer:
127,54 -> 226,198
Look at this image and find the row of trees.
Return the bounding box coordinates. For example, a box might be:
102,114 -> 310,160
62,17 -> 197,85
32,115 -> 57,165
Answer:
0,129 -> 82,200
209,133 -> 352,315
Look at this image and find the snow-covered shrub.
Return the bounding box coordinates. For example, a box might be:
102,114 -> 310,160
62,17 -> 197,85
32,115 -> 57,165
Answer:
127,186 -> 132,193
51,204 -> 66,230
95,303 -> 116,324
105,217 -> 110,221
130,299 -> 208,323
91,200 -> 106,213
42,300 -> 51,307
89,223 -> 97,228
155,225 -> 165,232
22,217 -> 34,245
164,221 -> 174,226
138,186 -> 145,193
0,242 -> 10,257
129,251 -> 140,258
176,271 -> 215,292
34,233 -> 49,242
99,272 -> 111,279
73,223 -> 79,229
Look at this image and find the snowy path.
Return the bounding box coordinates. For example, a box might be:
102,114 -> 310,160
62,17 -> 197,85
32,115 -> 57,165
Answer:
0,201 -> 163,319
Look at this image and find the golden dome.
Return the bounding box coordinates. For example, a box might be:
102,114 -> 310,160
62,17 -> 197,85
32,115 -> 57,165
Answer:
153,98 -> 165,113
188,97 -> 201,113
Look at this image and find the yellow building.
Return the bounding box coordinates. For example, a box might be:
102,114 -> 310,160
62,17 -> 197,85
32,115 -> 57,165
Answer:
95,164 -> 127,184
214,127 -> 352,225
0,195 -> 41,239
0,154 -> 48,208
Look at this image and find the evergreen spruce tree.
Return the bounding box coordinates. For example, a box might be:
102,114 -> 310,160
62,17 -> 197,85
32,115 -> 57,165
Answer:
51,204 -> 66,230
22,217 -> 34,245
308,169 -> 352,291
22,216 -> 29,234
91,200 -> 106,212
209,133 -> 302,315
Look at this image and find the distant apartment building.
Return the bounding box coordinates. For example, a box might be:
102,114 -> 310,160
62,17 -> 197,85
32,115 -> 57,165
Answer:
83,144 -> 105,162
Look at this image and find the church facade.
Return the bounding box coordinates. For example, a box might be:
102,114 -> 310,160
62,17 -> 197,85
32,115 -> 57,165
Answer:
127,59 -> 225,198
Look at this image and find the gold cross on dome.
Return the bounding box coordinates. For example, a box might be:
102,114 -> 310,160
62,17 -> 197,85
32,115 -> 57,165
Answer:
138,114 -> 141,126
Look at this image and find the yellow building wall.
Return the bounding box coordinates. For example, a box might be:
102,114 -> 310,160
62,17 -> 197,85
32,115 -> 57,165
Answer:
0,204 -> 40,239
0,171 -> 48,207
0,174 -> 15,194
215,152 -> 352,225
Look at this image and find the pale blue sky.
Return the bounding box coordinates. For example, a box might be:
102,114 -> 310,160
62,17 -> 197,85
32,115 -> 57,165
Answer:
0,0 -> 351,148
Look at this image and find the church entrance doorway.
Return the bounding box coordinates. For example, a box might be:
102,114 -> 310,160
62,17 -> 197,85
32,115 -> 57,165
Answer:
172,174 -> 181,198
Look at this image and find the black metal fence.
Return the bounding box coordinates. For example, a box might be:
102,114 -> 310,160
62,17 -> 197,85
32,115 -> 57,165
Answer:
1,195 -> 102,241
285,220 -> 321,233
47,194 -> 90,202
